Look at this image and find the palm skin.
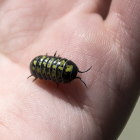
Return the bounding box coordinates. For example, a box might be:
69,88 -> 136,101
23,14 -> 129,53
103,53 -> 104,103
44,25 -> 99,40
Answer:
0,0 -> 140,140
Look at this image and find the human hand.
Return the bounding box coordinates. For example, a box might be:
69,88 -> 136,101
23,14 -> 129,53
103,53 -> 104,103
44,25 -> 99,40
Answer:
0,0 -> 140,139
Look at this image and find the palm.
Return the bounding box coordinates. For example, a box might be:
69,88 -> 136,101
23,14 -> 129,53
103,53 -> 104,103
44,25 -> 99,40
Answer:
0,0 -> 140,139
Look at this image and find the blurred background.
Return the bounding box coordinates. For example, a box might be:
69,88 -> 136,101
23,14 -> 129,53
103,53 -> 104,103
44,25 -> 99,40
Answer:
118,97 -> 140,140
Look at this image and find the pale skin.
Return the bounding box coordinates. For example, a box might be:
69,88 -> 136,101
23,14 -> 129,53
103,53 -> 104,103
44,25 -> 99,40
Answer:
0,0 -> 140,139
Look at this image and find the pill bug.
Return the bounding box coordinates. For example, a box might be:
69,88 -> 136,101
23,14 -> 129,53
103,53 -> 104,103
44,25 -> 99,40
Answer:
27,52 -> 92,88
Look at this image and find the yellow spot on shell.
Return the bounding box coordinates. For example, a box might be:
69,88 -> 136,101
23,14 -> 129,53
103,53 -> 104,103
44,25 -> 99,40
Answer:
52,65 -> 57,69
56,59 -> 60,62
58,71 -> 61,78
43,57 -> 50,67
47,58 -> 54,68
51,69 -> 55,78
60,60 -> 65,66
41,56 -> 46,59
58,66 -> 63,71
47,63 -> 51,68
37,67 -> 40,73
32,66 -> 35,71
33,60 -> 37,65
47,71 -> 49,75
65,65 -> 73,72
39,62 -> 42,66
42,68 -> 45,74
43,62 -> 46,67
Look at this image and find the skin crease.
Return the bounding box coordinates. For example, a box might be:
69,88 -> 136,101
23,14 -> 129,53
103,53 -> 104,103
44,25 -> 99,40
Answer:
0,0 -> 140,139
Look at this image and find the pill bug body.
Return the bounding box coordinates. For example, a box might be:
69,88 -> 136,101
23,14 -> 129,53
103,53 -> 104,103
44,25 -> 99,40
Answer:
28,52 -> 92,88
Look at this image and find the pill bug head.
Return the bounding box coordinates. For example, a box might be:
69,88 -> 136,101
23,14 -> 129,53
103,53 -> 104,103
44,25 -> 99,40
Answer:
70,63 -> 78,79
62,60 -> 78,83
63,60 -> 92,88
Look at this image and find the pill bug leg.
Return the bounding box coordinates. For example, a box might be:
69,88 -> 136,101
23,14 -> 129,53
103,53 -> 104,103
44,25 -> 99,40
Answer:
27,75 -> 38,82
27,75 -> 33,79
75,77 -> 87,88
54,51 -> 57,56
54,51 -> 60,57
32,77 -> 37,82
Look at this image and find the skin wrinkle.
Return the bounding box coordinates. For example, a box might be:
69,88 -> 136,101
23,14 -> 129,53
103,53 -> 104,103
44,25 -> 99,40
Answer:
99,46 -> 113,62
93,116 -> 104,140
7,110 -> 30,128
99,78 -> 118,98
0,28 -> 39,59
0,54 -> 25,80
105,13 -> 122,46
53,100 -> 63,139
111,2 -> 140,64
80,112 -> 86,140
76,112 -> 82,139
83,109 -> 95,139
95,117 -> 105,140
111,54 -> 132,95
88,67 -> 109,92
109,49 -> 119,68
8,100 -> 40,129
82,112 -> 87,140
5,34 -> 34,52
63,28 -> 75,49
0,109 -> 24,138
106,14 -> 137,81
117,11 -> 140,45
68,109 -> 73,140
113,22 -> 122,47
68,107 -> 72,140
115,24 -> 140,79
118,52 -> 138,90
108,55 -> 120,90
0,120 -> 12,133
1,27 -> 43,65
119,59 -> 127,92
115,55 -> 123,90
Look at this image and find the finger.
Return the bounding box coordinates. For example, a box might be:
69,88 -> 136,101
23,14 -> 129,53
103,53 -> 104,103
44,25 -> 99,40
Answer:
106,0 -> 140,47
81,0 -> 112,19
105,0 -> 140,72
94,0 -> 112,19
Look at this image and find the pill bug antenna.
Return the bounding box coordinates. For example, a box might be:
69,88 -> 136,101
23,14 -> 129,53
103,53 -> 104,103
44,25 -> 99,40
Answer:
78,66 -> 92,73
76,66 -> 92,88
75,77 -> 87,88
